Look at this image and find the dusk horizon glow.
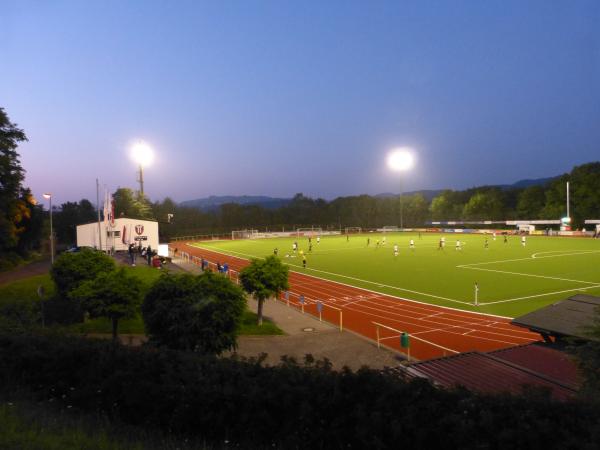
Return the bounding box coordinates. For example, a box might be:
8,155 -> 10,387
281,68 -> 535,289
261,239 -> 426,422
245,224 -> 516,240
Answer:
2,1 -> 599,207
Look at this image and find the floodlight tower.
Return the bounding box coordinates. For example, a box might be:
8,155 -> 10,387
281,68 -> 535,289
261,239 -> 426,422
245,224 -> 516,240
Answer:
131,141 -> 154,195
387,148 -> 415,230
42,193 -> 54,264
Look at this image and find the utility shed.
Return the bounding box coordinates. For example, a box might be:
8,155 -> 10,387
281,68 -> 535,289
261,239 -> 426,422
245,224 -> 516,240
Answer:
511,294 -> 600,342
76,218 -> 159,252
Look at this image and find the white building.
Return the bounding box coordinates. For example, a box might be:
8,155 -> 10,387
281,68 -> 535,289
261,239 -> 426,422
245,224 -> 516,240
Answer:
76,218 -> 159,252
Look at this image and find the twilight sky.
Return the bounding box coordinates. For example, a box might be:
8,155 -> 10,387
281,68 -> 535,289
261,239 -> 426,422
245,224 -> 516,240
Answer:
2,1 -> 599,205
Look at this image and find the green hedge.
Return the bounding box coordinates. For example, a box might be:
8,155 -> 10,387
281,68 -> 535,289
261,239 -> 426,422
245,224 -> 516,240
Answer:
0,333 -> 599,449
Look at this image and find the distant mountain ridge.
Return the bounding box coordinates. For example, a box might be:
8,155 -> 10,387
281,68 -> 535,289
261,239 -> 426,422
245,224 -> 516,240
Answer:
180,176 -> 558,211
179,195 -> 291,211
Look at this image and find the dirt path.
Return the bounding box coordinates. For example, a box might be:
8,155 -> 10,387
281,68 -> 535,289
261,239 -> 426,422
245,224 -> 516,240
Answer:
0,259 -> 51,285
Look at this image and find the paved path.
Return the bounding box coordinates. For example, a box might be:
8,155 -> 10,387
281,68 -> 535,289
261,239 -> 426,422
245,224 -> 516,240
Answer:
173,257 -> 404,370
174,244 -> 540,360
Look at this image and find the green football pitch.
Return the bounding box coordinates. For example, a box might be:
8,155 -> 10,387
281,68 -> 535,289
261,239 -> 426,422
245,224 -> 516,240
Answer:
191,233 -> 600,318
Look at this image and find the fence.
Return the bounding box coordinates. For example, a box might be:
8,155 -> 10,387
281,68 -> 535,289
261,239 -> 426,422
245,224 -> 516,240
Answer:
372,321 -> 459,361
171,248 -> 343,331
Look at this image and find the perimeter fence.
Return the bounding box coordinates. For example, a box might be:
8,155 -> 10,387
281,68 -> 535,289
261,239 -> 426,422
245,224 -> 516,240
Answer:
174,247 -> 463,361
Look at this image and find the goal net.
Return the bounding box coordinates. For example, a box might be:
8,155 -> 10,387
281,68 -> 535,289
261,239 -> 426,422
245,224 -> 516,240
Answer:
231,229 -> 259,240
296,227 -> 322,237
344,227 -> 362,234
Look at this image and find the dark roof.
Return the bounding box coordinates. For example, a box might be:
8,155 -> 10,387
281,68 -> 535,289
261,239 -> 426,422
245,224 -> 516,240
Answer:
511,294 -> 600,340
403,345 -> 578,401
489,343 -> 579,389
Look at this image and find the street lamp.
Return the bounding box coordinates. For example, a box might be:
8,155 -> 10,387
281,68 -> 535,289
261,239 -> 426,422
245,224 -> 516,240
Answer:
43,193 -> 54,264
387,148 -> 415,229
131,141 -> 154,195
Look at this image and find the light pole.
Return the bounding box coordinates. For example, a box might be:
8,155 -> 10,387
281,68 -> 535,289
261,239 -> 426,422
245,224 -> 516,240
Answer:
43,193 -> 54,264
387,148 -> 415,229
131,141 -> 154,196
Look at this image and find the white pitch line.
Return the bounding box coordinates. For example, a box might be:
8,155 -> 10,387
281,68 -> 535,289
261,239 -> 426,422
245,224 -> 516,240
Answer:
459,265 -> 599,285
479,284 -> 600,305
186,243 -> 511,319
531,250 -> 600,259
192,244 -> 473,306
419,312 -> 445,320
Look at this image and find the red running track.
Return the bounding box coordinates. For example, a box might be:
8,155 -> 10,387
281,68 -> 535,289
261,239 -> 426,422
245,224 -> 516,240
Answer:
173,242 -> 540,361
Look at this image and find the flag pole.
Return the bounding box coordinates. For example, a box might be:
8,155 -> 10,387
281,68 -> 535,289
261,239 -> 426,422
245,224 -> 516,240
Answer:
96,178 -> 103,251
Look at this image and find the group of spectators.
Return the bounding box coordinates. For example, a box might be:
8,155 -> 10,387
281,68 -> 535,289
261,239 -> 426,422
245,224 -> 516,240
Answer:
128,243 -> 162,268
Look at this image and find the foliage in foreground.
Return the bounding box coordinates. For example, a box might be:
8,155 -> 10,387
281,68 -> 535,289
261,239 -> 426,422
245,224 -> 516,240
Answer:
142,271 -> 247,353
240,255 -> 289,325
1,333 -> 600,449
71,268 -> 143,340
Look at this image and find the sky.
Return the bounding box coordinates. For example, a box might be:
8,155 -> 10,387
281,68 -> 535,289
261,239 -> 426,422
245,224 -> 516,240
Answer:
2,0 -> 599,205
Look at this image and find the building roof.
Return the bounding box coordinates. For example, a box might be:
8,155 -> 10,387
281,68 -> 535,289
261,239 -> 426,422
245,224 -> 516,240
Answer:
511,294 -> 600,340
403,344 -> 579,401
489,343 -> 579,389
77,217 -> 158,227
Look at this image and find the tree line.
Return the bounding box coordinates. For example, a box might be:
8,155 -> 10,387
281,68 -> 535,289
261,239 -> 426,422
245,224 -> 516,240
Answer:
2,103 -> 599,259
49,161 -> 599,245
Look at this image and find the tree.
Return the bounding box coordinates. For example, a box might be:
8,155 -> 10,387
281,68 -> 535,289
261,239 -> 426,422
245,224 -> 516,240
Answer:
48,248 -> 116,324
462,190 -> 504,221
50,248 -> 116,297
113,187 -> 153,219
53,199 -> 97,245
142,271 -> 246,353
239,255 -> 289,326
0,107 -> 30,257
516,186 -> 545,219
71,268 -> 143,340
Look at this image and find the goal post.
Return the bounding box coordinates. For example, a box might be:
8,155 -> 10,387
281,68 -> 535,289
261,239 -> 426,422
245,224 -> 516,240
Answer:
344,227 -> 362,234
231,229 -> 259,240
296,227 -> 322,237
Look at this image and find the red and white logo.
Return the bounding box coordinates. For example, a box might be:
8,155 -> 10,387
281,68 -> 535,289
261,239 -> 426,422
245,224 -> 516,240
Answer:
135,225 -> 144,235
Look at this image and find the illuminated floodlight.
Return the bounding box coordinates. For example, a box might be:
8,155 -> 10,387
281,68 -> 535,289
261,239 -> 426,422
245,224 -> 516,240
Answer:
43,193 -> 52,199
131,141 -> 154,167
387,148 -> 415,172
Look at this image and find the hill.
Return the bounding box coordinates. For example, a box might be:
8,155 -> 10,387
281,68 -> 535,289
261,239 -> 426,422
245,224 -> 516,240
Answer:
179,195 -> 291,211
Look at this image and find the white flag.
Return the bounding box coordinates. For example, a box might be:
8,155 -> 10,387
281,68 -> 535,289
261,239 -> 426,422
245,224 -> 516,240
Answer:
103,189 -> 110,227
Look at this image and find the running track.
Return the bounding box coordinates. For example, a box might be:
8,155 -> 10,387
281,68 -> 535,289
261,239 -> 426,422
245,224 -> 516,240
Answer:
172,242 -> 540,360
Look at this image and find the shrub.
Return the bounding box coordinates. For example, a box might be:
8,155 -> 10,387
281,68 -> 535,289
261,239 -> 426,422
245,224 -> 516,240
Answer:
0,334 -> 599,449
48,249 -> 115,324
142,271 -> 246,354
50,248 -> 115,297
70,268 -> 143,341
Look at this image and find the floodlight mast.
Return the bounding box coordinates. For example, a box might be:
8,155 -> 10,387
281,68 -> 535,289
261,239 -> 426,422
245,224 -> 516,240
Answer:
43,193 -> 54,263
131,141 -> 153,196
387,148 -> 415,229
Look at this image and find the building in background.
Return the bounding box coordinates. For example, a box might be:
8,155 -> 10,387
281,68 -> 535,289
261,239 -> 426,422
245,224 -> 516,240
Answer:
76,218 -> 159,252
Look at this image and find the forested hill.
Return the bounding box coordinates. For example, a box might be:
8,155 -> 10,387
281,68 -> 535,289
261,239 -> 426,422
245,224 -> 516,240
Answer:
181,176 -> 557,210
180,195 -> 291,211
50,162 -> 600,244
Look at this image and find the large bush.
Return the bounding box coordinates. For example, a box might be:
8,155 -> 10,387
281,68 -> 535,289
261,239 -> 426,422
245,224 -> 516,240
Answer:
0,333 -> 599,449
50,248 -> 115,297
47,249 -> 115,324
71,268 -> 143,340
142,271 -> 246,354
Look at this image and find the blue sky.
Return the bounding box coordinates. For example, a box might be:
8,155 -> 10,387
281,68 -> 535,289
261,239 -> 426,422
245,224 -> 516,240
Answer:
2,0 -> 599,204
